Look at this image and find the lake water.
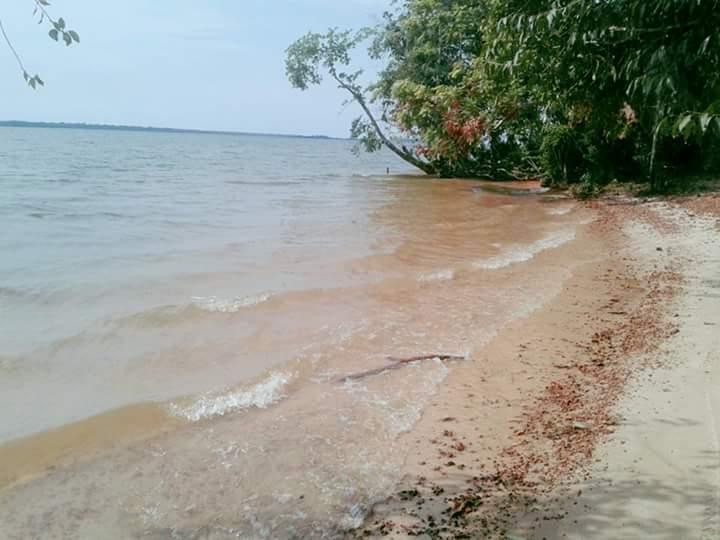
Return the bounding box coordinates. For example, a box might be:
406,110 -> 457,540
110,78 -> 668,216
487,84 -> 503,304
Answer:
0,127 -> 584,538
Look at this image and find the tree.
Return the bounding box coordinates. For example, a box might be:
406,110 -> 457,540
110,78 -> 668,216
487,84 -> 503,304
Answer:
1,0 -> 80,88
286,2 -> 542,179
370,0 -> 541,179
486,0 -> 720,185
285,28 -> 436,174
288,0 -> 720,187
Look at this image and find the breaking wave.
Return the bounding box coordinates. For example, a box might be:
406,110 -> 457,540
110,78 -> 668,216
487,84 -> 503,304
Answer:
191,293 -> 272,313
417,269 -> 455,283
169,372 -> 293,421
474,229 -> 576,270
546,206 -> 573,216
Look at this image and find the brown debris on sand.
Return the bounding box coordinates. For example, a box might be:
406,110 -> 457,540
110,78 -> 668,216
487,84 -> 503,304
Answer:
353,202 -> 687,539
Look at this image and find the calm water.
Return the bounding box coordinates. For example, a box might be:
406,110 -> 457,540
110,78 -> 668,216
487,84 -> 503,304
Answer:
0,127 -> 585,538
0,127 -> 416,440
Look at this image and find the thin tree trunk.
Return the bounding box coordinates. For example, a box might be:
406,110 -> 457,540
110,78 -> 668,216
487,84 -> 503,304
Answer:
332,74 -> 436,175
649,119 -> 665,190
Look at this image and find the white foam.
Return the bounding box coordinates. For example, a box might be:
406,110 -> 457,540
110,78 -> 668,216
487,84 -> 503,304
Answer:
386,359 -> 449,435
170,372 -> 292,421
417,269 -> 455,283
192,292 -> 271,313
474,229 -> 576,270
342,357 -> 451,436
340,503 -> 369,530
272,493 -> 294,505
546,206 -> 573,216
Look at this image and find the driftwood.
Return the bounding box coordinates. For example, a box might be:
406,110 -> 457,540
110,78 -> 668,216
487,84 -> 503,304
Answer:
336,354 -> 466,383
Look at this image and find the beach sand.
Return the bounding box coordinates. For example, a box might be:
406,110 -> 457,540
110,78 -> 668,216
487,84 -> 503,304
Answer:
521,198 -> 720,540
356,195 -> 720,539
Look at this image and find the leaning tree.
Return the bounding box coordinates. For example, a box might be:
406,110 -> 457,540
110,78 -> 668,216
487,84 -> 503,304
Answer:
286,28 -> 437,174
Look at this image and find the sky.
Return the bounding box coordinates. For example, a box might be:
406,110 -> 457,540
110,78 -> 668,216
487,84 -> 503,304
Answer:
0,1 -> 393,137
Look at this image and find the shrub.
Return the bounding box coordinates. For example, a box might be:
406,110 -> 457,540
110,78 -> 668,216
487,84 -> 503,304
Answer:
571,173 -> 601,199
539,125 -> 586,185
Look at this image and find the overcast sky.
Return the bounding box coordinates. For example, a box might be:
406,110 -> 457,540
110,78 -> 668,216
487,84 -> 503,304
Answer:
0,1 -> 392,137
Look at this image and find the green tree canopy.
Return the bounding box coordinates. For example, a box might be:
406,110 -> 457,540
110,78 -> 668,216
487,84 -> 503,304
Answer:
287,0 -> 720,186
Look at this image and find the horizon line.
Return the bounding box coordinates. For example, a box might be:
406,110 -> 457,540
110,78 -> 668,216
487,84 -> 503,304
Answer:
0,120 -> 345,140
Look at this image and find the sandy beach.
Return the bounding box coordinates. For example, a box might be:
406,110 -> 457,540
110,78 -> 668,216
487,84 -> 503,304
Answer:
357,194 -> 720,539
3,0 -> 718,535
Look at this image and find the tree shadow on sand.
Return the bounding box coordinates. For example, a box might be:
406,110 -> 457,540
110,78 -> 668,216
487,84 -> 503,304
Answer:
514,458 -> 720,540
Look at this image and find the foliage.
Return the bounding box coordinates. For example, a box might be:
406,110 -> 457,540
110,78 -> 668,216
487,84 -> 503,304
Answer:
1,0 -> 80,88
486,0 -> 720,186
349,117 -> 383,154
570,176 -> 601,200
286,28 -> 436,173
369,0 -> 543,178
539,125 -> 584,185
289,0 -> 720,186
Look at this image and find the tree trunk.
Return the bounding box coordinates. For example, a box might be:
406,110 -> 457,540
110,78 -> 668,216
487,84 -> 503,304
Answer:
333,74 -> 436,175
354,96 -> 437,174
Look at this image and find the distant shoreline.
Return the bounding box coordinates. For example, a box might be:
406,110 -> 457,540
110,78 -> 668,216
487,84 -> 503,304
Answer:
0,120 -> 338,140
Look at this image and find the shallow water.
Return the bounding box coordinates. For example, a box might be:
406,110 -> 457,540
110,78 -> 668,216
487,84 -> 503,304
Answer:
0,127 -> 584,538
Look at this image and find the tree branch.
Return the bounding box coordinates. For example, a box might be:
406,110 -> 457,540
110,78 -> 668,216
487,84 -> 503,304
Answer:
32,0 -> 57,26
336,354 -> 466,383
0,18 -> 28,77
330,71 -> 436,174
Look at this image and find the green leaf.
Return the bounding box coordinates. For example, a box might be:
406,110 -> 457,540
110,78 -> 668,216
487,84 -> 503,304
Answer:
665,76 -> 676,94
38,0 -> 50,5
57,17 -> 65,30
698,35 -> 711,55
48,28 -> 59,41
546,8 -> 556,28
68,30 -> 80,43
677,114 -> 693,135
699,113 -> 712,132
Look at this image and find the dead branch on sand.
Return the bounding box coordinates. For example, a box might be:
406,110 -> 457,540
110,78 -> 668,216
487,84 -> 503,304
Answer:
336,354 -> 466,383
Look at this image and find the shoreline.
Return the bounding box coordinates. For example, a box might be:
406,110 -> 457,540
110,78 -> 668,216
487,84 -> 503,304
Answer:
0,179 -> 571,494
0,402 -> 180,492
356,195 -> 720,538
1,189 -> 717,537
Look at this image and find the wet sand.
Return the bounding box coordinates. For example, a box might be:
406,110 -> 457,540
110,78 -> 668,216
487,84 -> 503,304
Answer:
356,195 -> 720,538
0,403 -> 180,491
